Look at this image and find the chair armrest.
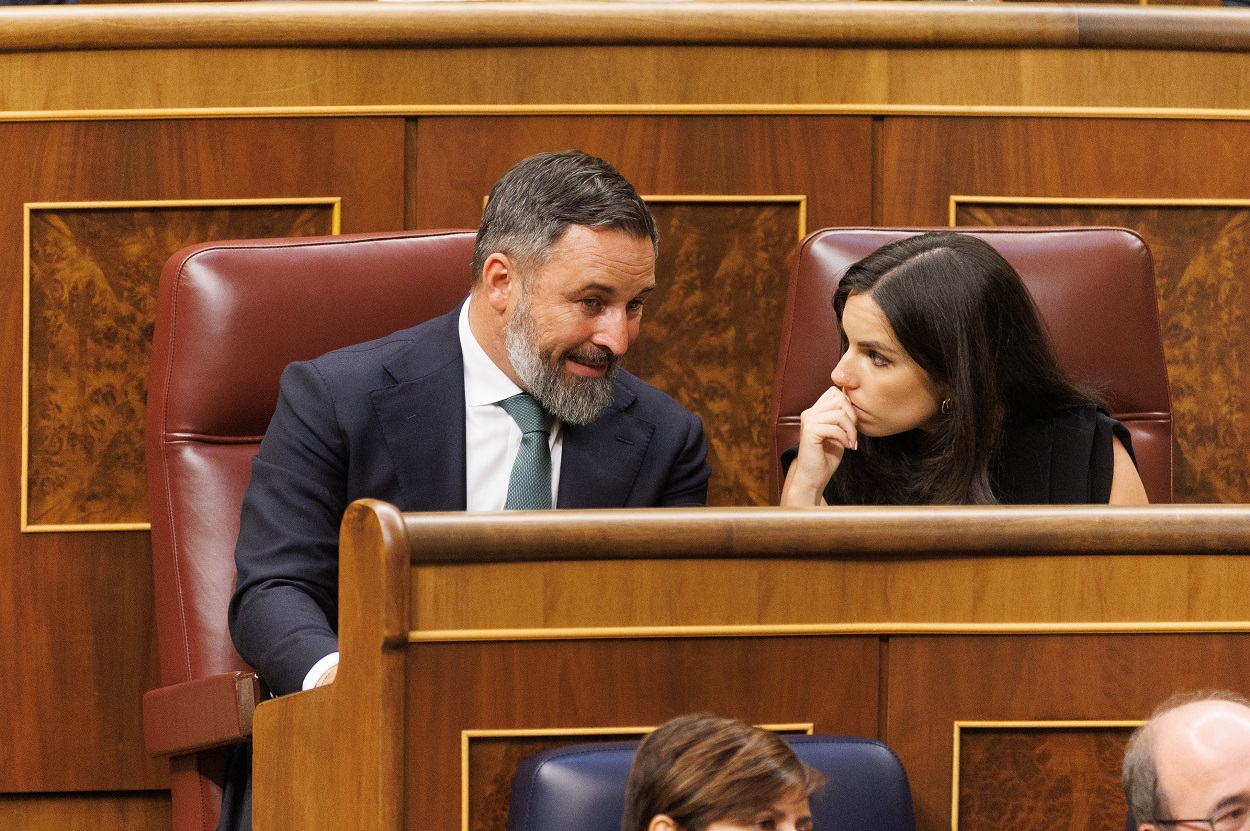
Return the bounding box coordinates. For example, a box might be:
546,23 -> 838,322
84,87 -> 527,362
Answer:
143,671 -> 265,757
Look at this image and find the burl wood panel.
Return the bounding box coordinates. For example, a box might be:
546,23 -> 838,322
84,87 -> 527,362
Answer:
411,115 -> 871,503
629,200 -> 801,506
405,635 -> 881,831
954,201 -> 1250,505
0,118 -> 404,792
25,203 -> 335,529
956,726 -> 1133,831
887,634 -> 1250,831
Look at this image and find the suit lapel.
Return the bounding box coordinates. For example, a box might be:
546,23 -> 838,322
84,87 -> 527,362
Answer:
557,382 -> 653,509
370,309 -> 468,512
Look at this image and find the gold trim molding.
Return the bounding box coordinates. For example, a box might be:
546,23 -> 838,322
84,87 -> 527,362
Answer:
409,620 -> 1250,644
8,104 -> 1250,125
949,194 -> 1250,224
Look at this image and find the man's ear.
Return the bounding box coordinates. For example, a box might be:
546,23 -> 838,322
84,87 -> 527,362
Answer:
481,252 -> 516,314
647,815 -> 679,831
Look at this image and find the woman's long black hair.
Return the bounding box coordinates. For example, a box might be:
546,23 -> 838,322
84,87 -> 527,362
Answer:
826,232 -> 1096,505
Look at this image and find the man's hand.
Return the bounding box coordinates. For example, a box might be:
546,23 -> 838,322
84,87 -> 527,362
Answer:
314,664 -> 338,687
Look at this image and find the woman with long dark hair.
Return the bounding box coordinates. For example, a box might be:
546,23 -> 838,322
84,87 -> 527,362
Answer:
780,232 -> 1148,506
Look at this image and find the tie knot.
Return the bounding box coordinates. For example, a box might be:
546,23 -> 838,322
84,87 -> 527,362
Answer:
499,393 -> 551,435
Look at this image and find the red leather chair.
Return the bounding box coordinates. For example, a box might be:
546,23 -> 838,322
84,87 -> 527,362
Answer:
142,229 -> 476,831
770,227 -> 1173,504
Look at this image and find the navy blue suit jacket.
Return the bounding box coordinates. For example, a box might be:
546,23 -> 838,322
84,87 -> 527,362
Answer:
228,303 -> 711,696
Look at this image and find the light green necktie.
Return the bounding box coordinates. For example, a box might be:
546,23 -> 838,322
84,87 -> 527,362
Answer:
499,393 -> 553,510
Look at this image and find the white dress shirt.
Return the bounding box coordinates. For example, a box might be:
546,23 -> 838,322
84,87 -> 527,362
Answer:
459,298 -> 563,511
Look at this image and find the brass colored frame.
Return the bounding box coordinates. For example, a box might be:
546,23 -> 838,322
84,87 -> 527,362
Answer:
21,197 -> 342,533
949,719 -> 1143,831
10,106 -> 1250,124
459,722 -> 815,831
948,194 -> 1250,226
410,620 -> 1250,644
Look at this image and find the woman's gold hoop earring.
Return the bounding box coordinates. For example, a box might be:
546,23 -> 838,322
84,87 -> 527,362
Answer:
941,398 -> 952,416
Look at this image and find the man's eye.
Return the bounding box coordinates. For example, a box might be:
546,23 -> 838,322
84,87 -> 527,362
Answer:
1213,806 -> 1248,831
580,298 -> 602,312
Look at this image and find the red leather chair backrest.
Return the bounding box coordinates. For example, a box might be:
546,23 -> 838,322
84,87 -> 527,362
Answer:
146,229 -> 475,831
770,227 -> 1173,504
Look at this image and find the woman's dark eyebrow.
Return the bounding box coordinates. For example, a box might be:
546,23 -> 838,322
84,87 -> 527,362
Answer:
854,338 -> 900,356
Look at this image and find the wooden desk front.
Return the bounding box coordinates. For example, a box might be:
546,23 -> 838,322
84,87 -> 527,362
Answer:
251,501 -> 1250,831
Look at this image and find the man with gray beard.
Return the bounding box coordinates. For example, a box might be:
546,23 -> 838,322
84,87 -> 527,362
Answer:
219,150 -> 710,831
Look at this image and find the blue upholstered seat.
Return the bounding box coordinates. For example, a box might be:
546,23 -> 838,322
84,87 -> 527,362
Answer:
506,734 -> 915,831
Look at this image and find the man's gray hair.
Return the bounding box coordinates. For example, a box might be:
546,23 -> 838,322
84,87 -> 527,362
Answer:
1123,689 -> 1250,826
471,150 -> 658,284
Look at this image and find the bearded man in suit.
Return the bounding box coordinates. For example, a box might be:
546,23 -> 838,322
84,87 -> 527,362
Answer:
219,149 -> 710,831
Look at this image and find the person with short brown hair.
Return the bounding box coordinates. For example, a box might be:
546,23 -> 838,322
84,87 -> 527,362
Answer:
623,714 -> 826,831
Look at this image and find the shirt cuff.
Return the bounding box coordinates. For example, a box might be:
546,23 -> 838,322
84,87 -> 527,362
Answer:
302,651 -> 340,691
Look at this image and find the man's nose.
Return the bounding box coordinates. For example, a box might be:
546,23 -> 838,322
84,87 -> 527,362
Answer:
594,308 -> 632,356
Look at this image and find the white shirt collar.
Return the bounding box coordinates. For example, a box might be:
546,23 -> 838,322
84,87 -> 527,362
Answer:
458,297 -> 522,407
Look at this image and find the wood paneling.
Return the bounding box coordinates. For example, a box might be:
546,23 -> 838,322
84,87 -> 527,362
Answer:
879,118 -> 1250,225
956,725 -> 1133,831
887,634 -> 1250,831
0,117 -> 404,793
411,549 -> 1250,632
408,637 -> 881,831
6,6 -> 1250,115
250,503 -> 1250,831
0,791 -> 170,831
410,115 -> 871,232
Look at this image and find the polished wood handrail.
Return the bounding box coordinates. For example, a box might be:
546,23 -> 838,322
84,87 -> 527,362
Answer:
4,2 -> 1250,55
398,504 -> 1250,565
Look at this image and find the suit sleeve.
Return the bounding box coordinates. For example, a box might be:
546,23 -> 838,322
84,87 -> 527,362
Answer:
229,360 -> 348,697
658,408 -> 711,507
